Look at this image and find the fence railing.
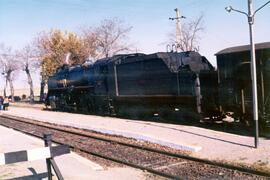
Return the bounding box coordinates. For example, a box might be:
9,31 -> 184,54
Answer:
0,133 -> 70,180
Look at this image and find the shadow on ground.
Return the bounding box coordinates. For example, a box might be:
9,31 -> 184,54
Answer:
7,168 -> 50,180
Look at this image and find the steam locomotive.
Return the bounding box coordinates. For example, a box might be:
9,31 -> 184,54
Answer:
45,42 -> 270,129
46,51 -> 219,121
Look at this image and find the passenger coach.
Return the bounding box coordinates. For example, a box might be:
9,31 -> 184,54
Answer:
216,42 -> 270,127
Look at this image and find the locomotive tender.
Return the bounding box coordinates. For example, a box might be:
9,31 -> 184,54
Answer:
46,51 -> 218,120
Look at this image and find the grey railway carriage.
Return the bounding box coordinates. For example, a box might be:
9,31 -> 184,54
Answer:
46,51 -> 217,121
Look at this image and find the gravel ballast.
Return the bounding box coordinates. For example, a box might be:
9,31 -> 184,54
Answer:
1,106 -> 270,173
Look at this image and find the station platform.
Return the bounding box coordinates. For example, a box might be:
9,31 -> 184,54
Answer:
1,106 -> 270,173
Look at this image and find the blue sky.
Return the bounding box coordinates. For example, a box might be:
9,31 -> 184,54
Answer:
0,0 -> 270,89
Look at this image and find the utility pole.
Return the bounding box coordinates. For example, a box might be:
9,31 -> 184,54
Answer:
175,8 -> 182,48
169,8 -> 186,52
226,0 -> 270,148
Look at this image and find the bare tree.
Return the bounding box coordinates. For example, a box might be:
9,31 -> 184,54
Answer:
16,44 -> 39,102
80,27 -> 99,60
169,15 -> 204,52
0,44 -> 20,101
82,18 -> 133,59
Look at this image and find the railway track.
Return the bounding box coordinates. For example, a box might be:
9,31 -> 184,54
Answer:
0,114 -> 269,179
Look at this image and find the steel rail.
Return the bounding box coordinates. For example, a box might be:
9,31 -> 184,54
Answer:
0,115 -> 181,179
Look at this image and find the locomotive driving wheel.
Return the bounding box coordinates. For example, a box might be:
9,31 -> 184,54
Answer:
76,93 -> 94,114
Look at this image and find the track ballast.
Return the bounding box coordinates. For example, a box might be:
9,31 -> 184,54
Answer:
0,115 -> 268,179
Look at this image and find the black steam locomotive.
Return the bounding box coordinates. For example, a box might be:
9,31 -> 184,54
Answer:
46,43 -> 270,128
46,51 -> 218,121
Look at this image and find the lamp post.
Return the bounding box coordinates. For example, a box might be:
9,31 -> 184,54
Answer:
225,0 -> 270,148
